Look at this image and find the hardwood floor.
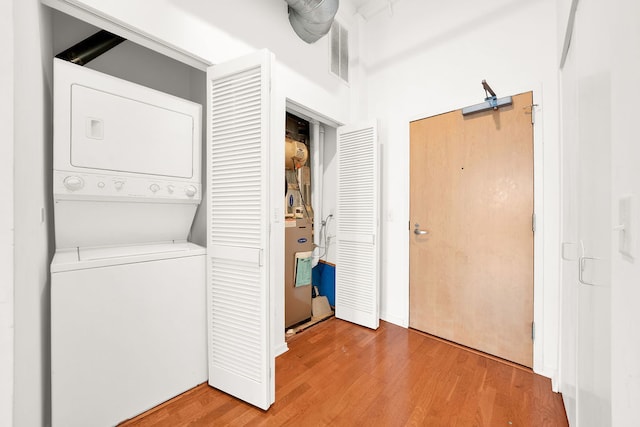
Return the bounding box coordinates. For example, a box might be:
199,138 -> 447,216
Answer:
120,318 -> 567,426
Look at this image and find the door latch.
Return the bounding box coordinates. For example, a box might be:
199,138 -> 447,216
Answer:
414,223 -> 428,235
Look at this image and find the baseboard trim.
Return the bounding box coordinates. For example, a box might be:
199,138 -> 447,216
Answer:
380,311 -> 408,328
274,342 -> 289,357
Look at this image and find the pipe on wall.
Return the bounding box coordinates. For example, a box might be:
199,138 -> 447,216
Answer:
285,0 -> 339,44
311,121 -> 324,266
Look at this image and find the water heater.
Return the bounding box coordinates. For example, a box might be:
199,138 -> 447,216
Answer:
285,137 -> 308,170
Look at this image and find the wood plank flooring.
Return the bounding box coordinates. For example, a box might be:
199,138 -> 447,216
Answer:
120,318 -> 568,427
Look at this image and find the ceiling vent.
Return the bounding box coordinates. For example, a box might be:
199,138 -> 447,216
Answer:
330,20 -> 349,83
285,0 -> 339,44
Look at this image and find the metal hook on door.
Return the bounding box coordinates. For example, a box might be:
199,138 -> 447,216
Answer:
578,256 -> 601,286
577,240 -> 603,287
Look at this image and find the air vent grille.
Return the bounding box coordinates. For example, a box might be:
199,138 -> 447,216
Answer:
330,21 -> 349,83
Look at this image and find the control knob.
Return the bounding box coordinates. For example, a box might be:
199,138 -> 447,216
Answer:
63,176 -> 84,191
185,185 -> 197,198
167,185 -> 175,194
149,183 -> 161,193
114,181 -> 125,190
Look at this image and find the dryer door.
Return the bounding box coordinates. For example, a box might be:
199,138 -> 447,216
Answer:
70,84 -> 195,178
206,49 -> 274,411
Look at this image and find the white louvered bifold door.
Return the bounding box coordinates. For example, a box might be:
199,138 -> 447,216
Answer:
335,123 -> 380,330
206,50 -> 274,410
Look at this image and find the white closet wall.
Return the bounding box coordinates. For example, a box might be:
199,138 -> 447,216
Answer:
558,0 -> 640,425
0,2 -> 15,425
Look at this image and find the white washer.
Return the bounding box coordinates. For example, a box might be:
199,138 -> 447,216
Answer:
51,59 -> 206,427
51,244 -> 206,427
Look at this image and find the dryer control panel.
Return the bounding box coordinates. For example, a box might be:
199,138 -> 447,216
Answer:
53,170 -> 201,203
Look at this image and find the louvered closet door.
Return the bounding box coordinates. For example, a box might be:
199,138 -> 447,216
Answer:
335,123 -> 380,330
206,50 -> 274,410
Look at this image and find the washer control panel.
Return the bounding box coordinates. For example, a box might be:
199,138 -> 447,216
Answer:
54,170 -> 201,202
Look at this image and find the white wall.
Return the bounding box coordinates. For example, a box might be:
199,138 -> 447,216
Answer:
320,125 -> 338,264
1,1 -> 14,425
611,1 -> 640,422
558,30 -> 579,426
319,7 -> 366,265
13,1 -> 54,426
608,0 -> 640,423
358,0 -> 561,378
558,0 -> 640,425
52,0 -> 354,126
558,1 -> 612,424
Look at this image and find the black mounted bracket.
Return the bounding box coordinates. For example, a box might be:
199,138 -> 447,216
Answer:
55,30 -> 126,66
462,79 -> 513,116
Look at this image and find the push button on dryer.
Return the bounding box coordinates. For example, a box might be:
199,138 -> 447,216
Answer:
63,176 -> 84,191
185,185 -> 197,198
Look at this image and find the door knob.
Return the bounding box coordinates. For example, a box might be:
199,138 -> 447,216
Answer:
414,224 -> 428,235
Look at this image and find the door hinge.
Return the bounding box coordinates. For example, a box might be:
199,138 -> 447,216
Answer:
532,213 -> 536,233
532,322 -> 536,340
409,220 -> 411,231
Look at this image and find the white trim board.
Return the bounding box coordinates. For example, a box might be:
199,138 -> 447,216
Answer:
560,0 -> 579,69
41,0 -> 212,70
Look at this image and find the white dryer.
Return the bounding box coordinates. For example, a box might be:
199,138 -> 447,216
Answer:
51,59 -> 206,427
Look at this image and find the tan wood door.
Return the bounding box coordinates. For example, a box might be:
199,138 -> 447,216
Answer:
409,91 -> 534,367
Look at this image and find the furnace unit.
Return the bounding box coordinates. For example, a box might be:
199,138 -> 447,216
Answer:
285,218 -> 314,328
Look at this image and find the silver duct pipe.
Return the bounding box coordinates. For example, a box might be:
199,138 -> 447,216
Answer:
285,0 -> 339,44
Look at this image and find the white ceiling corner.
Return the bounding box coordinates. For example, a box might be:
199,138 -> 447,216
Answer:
344,0 -> 400,20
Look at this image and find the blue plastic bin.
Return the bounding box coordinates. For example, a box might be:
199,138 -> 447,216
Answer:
312,261 -> 335,307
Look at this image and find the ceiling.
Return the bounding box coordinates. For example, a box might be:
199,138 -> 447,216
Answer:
344,0 -> 400,20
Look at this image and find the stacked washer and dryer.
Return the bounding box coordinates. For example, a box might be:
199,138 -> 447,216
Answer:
50,59 -> 207,426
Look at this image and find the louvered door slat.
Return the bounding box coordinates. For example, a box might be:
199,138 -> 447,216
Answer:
206,50 -> 273,410
335,123 -> 380,330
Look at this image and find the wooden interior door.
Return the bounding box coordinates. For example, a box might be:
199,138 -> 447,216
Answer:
409,92 -> 534,367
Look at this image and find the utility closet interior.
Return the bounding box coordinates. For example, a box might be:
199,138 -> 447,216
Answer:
284,112 -> 335,333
